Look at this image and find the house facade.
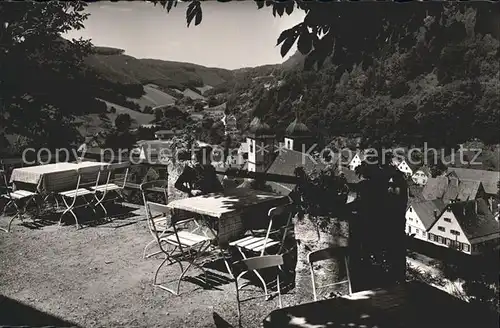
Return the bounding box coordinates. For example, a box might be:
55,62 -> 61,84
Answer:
447,167 -> 500,212
406,205 -> 430,241
348,152 -> 364,171
405,199 -> 446,241
391,158 -> 414,177
427,199 -> 500,254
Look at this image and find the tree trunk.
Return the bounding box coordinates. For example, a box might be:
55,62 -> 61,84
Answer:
293,214 -> 349,303
167,163 -> 187,201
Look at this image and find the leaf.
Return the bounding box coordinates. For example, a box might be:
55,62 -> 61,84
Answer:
280,33 -> 298,58
297,31 -> 313,55
255,0 -> 265,9
285,1 -> 294,15
276,28 -> 293,46
273,3 -> 285,17
186,1 -> 198,27
194,7 -> 202,26
166,0 -> 176,12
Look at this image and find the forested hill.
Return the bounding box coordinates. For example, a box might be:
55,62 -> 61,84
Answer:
87,46 -> 235,91
209,4 -> 499,150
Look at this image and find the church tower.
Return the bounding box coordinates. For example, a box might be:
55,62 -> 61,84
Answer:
284,117 -> 313,152
246,117 -> 275,172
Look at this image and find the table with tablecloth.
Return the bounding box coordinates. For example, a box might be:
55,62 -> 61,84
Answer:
10,162 -> 108,193
166,188 -> 290,246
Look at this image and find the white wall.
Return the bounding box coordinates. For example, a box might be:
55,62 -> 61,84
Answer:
405,206 -> 431,241
349,154 -> 362,171
246,136 -> 274,172
246,137 -> 256,166
428,209 -> 472,254
412,170 -> 429,186
284,137 -> 294,150
397,160 -> 413,176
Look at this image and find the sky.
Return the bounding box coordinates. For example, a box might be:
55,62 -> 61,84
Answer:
64,1 -> 306,69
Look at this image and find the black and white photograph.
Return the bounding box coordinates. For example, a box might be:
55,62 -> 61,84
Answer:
0,1 -> 499,327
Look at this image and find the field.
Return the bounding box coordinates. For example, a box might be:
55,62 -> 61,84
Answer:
128,84 -> 177,110
76,100 -> 155,136
0,204 -> 297,328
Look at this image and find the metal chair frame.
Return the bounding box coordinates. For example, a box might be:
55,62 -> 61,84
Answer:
57,166 -> 100,229
142,192 -> 213,295
308,246 -> 353,301
92,162 -> 130,221
141,180 -> 169,259
0,169 -> 41,232
229,200 -> 294,300
234,255 -> 284,327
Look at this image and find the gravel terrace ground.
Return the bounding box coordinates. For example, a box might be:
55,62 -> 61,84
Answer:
0,203 -> 298,328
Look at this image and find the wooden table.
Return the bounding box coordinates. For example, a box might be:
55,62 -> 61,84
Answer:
166,188 -> 290,245
263,281 -> 498,328
10,162 -> 107,193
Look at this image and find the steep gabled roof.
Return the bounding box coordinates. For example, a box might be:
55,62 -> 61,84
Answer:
456,180 -> 482,201
340,167 -> 362,184
411,199 -> 447,229
443,176 -> 461,202
447,168 -> 499,195
266,148 -> 325,195
422,176 -> 449,200
446,199 -> 500,240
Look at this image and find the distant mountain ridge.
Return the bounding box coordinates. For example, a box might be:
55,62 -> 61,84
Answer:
87,46 -> 235,91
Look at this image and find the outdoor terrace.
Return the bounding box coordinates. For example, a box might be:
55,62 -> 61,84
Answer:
0,161 -> 498,328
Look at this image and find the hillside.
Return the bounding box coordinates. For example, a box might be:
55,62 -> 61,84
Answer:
128,84 -> 177,109
207,6 -> 500,152
86,46 -> 234,94
73,99 -> 154,136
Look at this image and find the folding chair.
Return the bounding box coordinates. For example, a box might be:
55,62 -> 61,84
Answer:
140,180 -> 169,258
234,255 -> 284,327
0,169 -> 40,232
57,166 -> 100,229
308,246 -> 352,301
144,200 -> 213,295
91,162 -> 130,221
229,201 -> 294,299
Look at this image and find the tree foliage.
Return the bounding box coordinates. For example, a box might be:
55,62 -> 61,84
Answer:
192,3 -> 499,150
0,2 -> 97,149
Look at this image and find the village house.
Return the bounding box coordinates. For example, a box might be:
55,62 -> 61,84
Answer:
412,165 -> 432,186
225,142 -> 248,167
222,115 -> 238,137
265,148 -> 325,195
422,174 -> 487,203
391,156 -> 416,177
405,199 -> 446,241
347,149 -> 416,177
427,199 -> 500,254
348,151 -> 366,171
135,140 -> 173,164
447,168 -> 499,212
154,129 -> 177,141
